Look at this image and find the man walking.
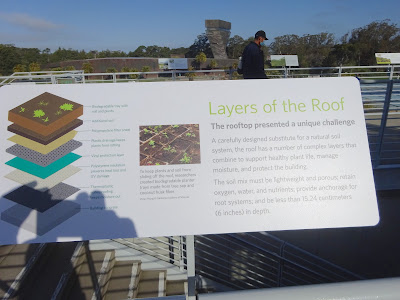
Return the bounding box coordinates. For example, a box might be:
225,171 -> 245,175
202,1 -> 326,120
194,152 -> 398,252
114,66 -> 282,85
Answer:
242,30 -> 268,79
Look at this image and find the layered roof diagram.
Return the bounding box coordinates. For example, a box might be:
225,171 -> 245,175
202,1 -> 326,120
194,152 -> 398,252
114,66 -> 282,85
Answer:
2,92 -> 83,236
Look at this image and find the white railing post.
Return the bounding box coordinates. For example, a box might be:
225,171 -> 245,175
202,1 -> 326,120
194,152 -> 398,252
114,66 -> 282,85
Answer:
179,236 -> 185,271
186,235 -> 196,300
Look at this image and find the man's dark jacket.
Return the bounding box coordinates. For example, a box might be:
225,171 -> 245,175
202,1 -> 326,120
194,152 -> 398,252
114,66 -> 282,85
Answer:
242,42 -> 267,79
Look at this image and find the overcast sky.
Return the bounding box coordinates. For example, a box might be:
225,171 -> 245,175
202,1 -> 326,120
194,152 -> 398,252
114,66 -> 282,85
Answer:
1,0 -> 399,52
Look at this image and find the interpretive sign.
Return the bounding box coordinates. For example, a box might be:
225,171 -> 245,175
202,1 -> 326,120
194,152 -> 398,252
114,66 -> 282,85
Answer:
375,53 -> 400,64
158,58 -> 188,70
270,55 -> 299,67
0,78 -> 378,244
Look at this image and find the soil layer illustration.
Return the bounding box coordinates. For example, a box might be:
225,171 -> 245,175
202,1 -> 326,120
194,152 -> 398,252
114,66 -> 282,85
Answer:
139,124 -> 200,166
2,92 -> 83,236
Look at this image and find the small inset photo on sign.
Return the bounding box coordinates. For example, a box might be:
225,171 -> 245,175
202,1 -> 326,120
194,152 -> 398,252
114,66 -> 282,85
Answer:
139,124 -> 200,166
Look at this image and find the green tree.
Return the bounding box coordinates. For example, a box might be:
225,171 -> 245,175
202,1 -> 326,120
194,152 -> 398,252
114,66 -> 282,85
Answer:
195,52 -> 207,69
18,48 -> 41,67
0,44 -> 21,75
129,46 -> 147,57
129,68 -> 139,79
270,32 -> 334,67
82,62 -> 94,73
345,20 -> 400,65
324,43 -> 359,66
185,66 -> 196,81
227,35 -> 246,59
29,62 -> 41,72
99,50 -> 127,58
64,65 -> 76,71
13,64 -> 26,73
40,48 -> 51,64
106,67 -> 117,73
141,66 -> 150,78
209,59 -> 218,69
186,34 -> 213,58
171,47 -> 189,56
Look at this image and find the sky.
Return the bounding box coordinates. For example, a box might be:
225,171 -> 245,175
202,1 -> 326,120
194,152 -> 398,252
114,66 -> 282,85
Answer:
0,0 -> 399,52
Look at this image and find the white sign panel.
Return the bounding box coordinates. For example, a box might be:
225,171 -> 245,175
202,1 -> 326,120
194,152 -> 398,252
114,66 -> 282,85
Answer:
158,58 -> 169,70
375,53 -> 400,64
270,55 -> 299,67
0,78 -> 378,244
168,58 -> 188,69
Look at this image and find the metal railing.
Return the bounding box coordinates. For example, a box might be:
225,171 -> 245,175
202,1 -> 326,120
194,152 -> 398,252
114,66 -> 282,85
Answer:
109,232 -> 364,294
1,68 -> 399,168
1,65 -> 400,86
112,236 -> 187,271
194,232 -> 364,291
361,79 -> 400,168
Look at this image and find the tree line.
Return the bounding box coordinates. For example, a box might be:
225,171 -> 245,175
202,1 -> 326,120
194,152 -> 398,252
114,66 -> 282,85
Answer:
0,20 -> 399,75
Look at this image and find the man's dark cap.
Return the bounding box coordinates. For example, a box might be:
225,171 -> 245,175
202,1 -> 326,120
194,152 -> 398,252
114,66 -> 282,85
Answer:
255,30 -> 268,40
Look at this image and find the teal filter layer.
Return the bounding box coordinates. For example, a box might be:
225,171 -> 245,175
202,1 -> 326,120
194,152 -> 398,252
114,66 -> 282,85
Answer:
5,153 -> 81,179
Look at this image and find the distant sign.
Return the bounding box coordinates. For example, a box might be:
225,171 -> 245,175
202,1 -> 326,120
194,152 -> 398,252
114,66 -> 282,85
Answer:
158,58 -> 169,70
168,58 -> 188,70
158,58 -> 188,70
270,55 -> 299,67
375,53 -> 400,64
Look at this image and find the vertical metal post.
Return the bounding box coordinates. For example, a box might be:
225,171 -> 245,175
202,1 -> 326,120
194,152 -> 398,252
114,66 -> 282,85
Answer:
284,67 -> 288,78
186,235 -> 196,300
338,66 -> 342,77
389,65 -> 394,80
374,80 -> 393,167
277,242 -> 286,287
168,236 -> 174,264
113,73 -> 116,83
179,236 -> 185,272
172,69 -> 176,81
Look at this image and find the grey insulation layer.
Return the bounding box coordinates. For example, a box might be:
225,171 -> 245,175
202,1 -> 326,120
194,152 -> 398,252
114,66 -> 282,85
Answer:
6,140 -> 82,167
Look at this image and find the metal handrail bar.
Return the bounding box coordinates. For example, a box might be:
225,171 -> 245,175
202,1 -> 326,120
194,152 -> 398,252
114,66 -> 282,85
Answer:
281,249 -> 359,281
138,238 -> 184,260
282,266 -> 325,285
113,238 -> 185,266
12,70 -> 83,74
218,234 -> 282,264
232,233 -> 283,253
149,236 -> 182,250
254,232 -> 364,280
198,235 -> 281,265
224,237 -> 339,284
231,233 -> 364,281
282,257 -> 340,284
195,254 -> 266,289
196,237 -> 279,280
203,234 -> 281,266
195,247 -> 277,287
195,262 -> 247,290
